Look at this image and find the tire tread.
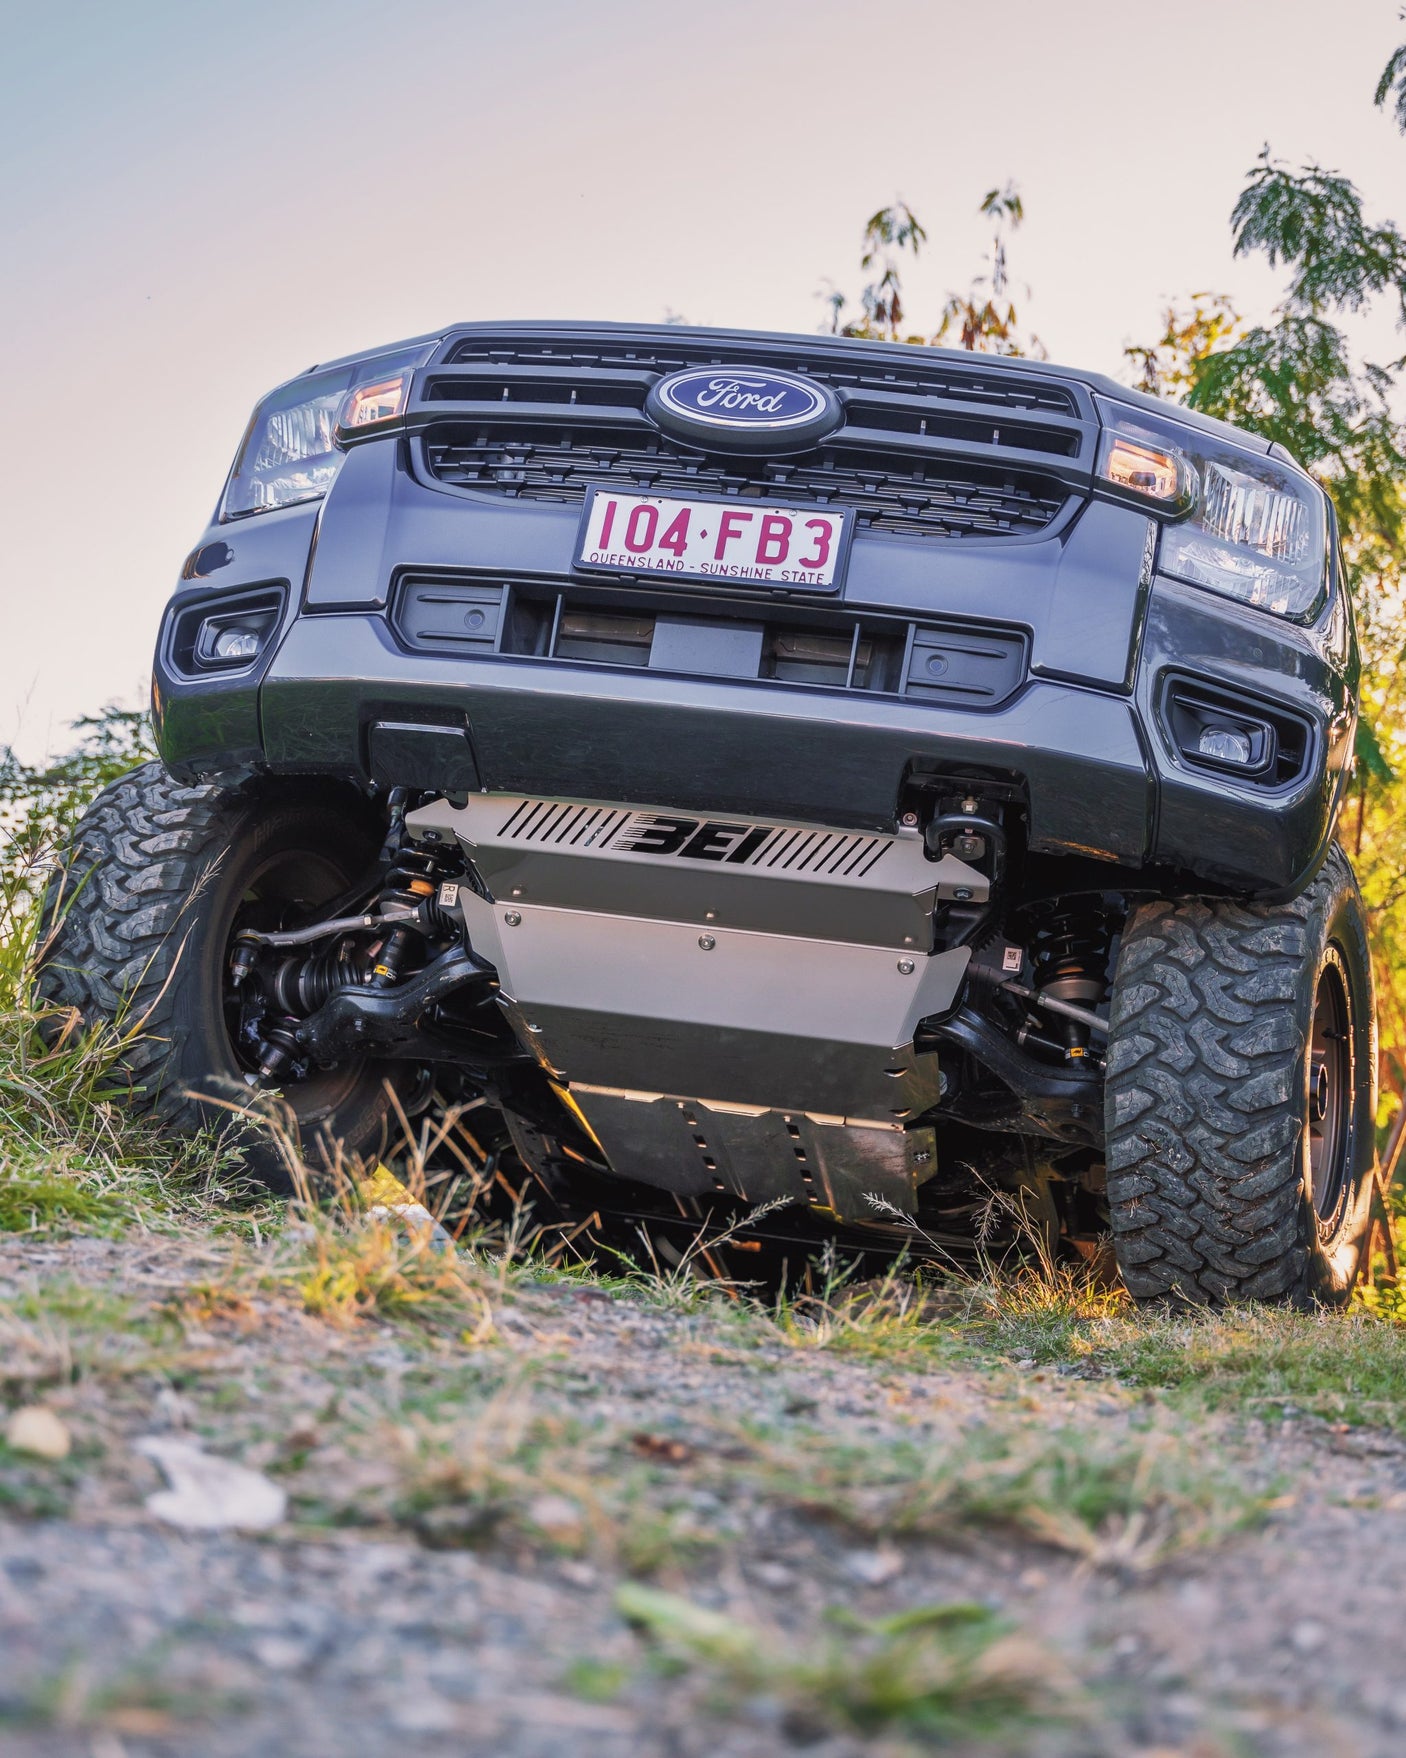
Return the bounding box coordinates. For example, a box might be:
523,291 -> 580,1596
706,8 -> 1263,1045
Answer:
36,762 -> 247,1131
1104,846 -> 1363,1306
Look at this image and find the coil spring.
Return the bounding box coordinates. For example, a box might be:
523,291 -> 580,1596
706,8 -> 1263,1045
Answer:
383,846 -> 448,909
382,843 -> 465,933
1029,902 -> 1111,1008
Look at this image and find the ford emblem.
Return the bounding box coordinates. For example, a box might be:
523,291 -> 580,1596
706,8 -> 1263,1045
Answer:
646,365 -> 842,453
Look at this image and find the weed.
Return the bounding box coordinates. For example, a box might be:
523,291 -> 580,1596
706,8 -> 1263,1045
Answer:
736,1407 -> 1262,1569
615,1584 -> 1072,1742
562,1657 -> 630,1702
0,1284 -> 193,1422
770,1254 -> 973,1366
0,831 -> 248,1241
766,1200 -> 1127,1374
325,1383 -> 710,1569
0,1168 -> 124,1233
0,1439 -> 79,1518
291,1210 -> 495,1330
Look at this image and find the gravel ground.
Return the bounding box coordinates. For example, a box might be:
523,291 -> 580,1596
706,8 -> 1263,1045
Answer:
3,1233 -> 1406,1757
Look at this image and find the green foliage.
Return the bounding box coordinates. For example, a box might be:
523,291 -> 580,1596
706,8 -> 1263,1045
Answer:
1181,157 -> 1406,510
1191,316 -> 1403,479
1123,292 -> 1242,398
1,704 -> 155,856
827,185 -> 1043,356
825,200 -> 927,340
852,201 -> 928,340
0,705 -> 235,1241
935,181 -> 1043,357
1230,151 -> 1406,319
1357,716 -> 1395,788
1131,128 -> 1406,1105
1374,15 -> 1406,133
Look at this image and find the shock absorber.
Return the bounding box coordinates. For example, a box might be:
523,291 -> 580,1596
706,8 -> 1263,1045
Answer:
371,844 -> 461,987
1026,904 -> 1112,1063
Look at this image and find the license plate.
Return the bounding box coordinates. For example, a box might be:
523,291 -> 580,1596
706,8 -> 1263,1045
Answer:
575,488 -> 851,592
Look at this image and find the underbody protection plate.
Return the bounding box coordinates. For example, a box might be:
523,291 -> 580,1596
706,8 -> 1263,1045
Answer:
406,794 -> 980,1219
409,793 -> 988,950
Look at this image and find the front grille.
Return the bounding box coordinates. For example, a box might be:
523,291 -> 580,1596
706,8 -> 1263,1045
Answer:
422,426 -> 1067,542
438,333 -> 1084,418
409,325 -> 1097,547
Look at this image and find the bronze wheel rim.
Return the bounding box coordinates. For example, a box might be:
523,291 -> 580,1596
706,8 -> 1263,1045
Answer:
1307,948 -> 1354,1232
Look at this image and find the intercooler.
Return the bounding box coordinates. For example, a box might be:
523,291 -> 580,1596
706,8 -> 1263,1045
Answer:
408,795 -> 985,1221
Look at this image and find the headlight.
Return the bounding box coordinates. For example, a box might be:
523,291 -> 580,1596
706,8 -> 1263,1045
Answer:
222,369 -> 347,519
1094,396 -> 1328,621
221,345 -> 432,520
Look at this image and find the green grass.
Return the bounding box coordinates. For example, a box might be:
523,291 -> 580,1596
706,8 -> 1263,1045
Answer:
737,1405 -> 1264,1569
0,1168 -> 124,1233
0,832 -> 254,1242
614,1584 -> 1072,1745
287,1374 -> 724,1570
1097,1307 -> 1406,1429
258,1323 -> 1264,1574
902,1280 -> 1406,1432
0,1438 -> 80,1518
765,1245 -> 1406,1436
0,1283 -> 193,1419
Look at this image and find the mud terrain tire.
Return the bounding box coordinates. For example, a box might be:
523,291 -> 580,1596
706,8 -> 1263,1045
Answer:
1105,845 -> 1375,1307
36,762 -> 395,1187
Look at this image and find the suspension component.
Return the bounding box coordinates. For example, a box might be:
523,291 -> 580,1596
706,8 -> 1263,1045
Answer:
252,1016 -> 304,1085
967,966 -> 1109,1036
372,843 -> 464,987
1027,903 -> 1113,1062
381,845 -> 455,912
231,907 -> 415,955
270,937 -> 374,1015
230,806 -> 476,1083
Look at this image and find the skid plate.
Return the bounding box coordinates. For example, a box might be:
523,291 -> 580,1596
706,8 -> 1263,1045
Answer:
409,795 -> 976,1220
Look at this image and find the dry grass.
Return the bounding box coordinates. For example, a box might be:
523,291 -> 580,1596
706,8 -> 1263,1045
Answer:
372,1394 -> 702,1568
734,1402 -> 1263,1572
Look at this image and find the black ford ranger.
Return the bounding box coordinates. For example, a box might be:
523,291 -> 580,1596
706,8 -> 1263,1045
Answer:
41,322 -> 1375,1306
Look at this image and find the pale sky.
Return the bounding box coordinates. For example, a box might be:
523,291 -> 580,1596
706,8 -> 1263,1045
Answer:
2,0 -> 1403,760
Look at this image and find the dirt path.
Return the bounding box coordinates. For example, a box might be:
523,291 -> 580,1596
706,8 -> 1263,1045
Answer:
3,1232 -> 1406,1756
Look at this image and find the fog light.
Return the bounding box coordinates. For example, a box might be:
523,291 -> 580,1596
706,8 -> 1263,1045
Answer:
194,606 -> 278,668
1198,726 -> 1253,766
211,626 -> 262,662
1165,683 -> 1282,779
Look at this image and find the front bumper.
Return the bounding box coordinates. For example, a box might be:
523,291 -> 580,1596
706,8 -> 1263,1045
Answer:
154,426 -> 1356,896
154,593 -> 1350,892
259,610 -> 1154,856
